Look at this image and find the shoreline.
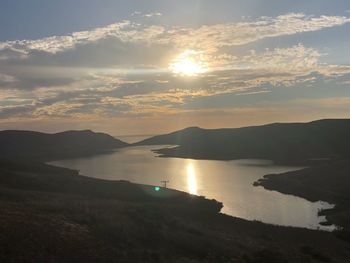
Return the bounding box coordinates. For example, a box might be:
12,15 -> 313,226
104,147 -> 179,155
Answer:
254,160 -> 350,237
49,148 -> 333,231
1,158 -> 350,261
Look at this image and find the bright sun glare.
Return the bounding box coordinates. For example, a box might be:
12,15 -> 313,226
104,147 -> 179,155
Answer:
169,50 -> 208,76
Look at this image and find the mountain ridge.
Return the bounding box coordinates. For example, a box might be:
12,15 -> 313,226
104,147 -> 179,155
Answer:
135,119 -> 350,165
0,129 -> 129,161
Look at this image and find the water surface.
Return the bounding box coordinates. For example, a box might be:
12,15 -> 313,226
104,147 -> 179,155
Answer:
50,146 -> 335,231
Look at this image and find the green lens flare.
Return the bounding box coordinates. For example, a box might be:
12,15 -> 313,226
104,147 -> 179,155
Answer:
154,186 -> 160,191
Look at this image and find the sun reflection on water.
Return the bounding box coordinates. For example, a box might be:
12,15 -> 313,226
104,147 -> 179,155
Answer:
186,163 -> 198,195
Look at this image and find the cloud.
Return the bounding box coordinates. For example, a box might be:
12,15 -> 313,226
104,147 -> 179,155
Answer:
1,13 -> 349,58
131,11 -> 142,16
132,11 -> 163,18
143,12 -> 162,18
0,73 -> 17,86
164,13 -> 350,53
1,43 -> 350,120
0,21 -> 131,56
1,13 -> 350,122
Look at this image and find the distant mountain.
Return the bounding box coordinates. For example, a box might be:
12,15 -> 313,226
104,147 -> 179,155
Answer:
0,130 -> 128,161
136,119 -> 350,164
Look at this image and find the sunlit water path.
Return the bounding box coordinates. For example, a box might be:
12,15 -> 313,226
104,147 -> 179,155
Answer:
50,146 -> 336,231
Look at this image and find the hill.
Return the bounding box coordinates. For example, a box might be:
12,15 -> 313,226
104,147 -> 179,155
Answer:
1,159 -> 350,262
0,130 -> 128,161
255,159 -> 350,237
136,119 -> 350,164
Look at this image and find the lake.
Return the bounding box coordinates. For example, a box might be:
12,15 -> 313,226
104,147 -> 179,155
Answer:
50,145 -> 336,231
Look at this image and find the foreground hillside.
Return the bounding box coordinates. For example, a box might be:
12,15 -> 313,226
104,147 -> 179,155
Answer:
1,160 -> 350,262
256,159 -> 350,239
0,130 -> 128,161
136,119 -> 350,165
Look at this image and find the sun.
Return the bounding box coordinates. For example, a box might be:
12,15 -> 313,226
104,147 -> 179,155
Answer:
169,50 -> 208,76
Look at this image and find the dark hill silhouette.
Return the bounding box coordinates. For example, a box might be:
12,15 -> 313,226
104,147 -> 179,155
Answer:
135,119 -> 350,164
1,159 -> 349,262
255,159 -> 350,238
0,129 -> 128,161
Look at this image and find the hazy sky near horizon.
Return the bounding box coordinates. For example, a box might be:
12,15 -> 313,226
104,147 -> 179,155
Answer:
1,0 -> 350,135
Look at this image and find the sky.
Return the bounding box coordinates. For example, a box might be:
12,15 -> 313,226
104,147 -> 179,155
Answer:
0,0 -> 350,135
